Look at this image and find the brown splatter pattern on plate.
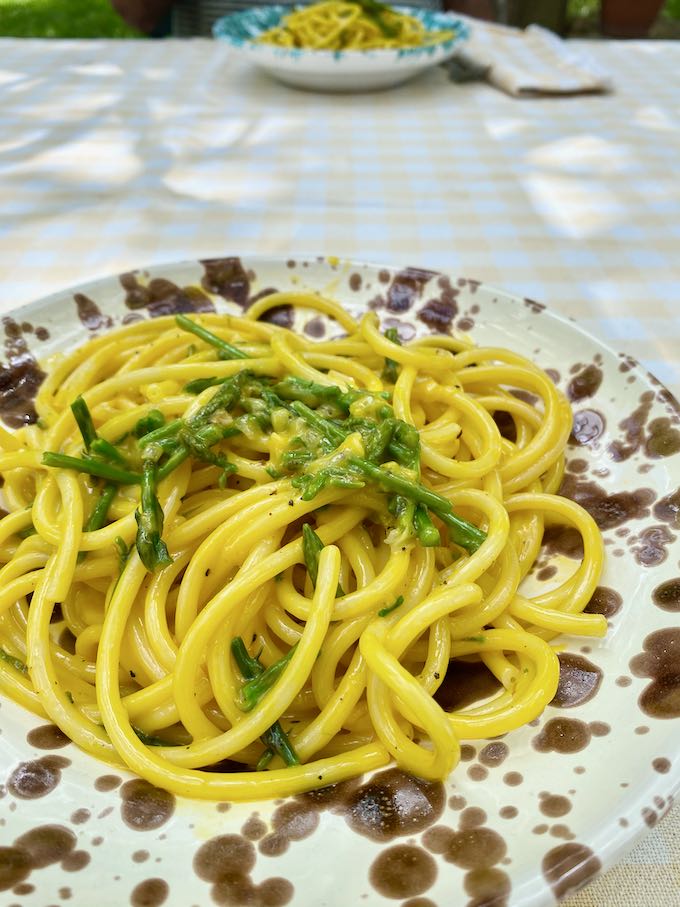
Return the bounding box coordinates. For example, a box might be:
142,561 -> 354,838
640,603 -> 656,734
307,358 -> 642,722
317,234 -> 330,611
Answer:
532,719 -> 609,755
26,724 -> 70,750
652,577 -> 680,612
567,365 -> 603,402
199,257 -> 250,307
369,845 -> 437,900
0,317 -> 46,427
551,654 -> 603,708
74,294 -> 113,332
0,824 -> 81,892
542,843 -> 602,899
630,629 -> 680,718
341,769 -> 445,843
119,780 -> 175,831
121,274 -> 215,318
423,816 -> 511,906
7,756 -> 70,799
2,258 -> 680,907
130,877 -> 169,907
193,834 -> 293,906
570,409 -> 606,447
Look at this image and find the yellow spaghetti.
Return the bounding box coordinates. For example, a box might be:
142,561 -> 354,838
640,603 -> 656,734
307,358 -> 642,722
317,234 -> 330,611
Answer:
0,291 -> 606,801
257,1 -> 454,52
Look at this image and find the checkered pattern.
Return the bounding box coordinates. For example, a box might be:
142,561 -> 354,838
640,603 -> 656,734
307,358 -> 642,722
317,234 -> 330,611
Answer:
0,42 -> 678,902
0,37 -> 677,405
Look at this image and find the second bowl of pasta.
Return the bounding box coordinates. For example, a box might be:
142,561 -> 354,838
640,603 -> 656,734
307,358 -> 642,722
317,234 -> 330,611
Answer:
212,3 -> 469,91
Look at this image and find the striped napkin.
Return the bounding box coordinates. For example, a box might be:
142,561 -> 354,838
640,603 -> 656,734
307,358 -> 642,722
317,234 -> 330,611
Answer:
449,16 -> 613,96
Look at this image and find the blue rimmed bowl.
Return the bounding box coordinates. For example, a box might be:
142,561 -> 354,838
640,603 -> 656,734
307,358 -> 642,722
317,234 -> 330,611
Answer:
212,5 -> 470,91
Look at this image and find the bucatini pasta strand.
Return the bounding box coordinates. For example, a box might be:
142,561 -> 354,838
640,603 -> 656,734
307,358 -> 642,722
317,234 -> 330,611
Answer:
0,288 -> 605,801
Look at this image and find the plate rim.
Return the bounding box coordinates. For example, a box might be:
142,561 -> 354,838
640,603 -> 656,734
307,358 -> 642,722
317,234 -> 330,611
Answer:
2,252 -> 680,907
211,4 -> 470,62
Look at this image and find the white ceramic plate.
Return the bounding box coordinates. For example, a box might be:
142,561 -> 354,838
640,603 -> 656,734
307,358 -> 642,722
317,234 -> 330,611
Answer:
212,5 -> 469,92
1,255 -> 680,907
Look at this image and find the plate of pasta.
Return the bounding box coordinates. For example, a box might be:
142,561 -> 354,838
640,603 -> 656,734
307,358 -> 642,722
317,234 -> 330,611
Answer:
1,254 -> 679,907
212,3 -> 469,91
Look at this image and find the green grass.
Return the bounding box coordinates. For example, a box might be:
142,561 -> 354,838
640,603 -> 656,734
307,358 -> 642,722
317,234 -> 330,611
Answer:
0,0 -> 141,37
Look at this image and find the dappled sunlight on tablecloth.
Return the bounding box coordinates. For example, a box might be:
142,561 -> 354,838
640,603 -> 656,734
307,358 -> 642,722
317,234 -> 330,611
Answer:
524,172 -> 627,239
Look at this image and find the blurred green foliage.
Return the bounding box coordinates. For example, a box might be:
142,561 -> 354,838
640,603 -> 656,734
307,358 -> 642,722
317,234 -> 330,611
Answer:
0,0 -> 141,37
0,0 -> 677,38
567,0 -> 598,15
568,0 -> 680,19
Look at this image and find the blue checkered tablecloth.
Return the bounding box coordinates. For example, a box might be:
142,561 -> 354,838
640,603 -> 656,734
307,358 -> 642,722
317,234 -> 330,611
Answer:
0,38 -> 678,396
0,34 -> 678,906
